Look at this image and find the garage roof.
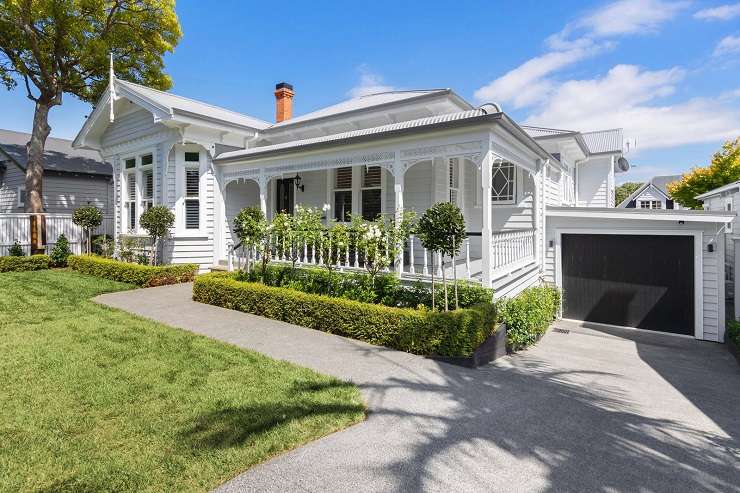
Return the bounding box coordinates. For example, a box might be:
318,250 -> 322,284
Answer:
547,207 -> 734,223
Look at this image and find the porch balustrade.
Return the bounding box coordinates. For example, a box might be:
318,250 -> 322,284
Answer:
490,229 -> 536,278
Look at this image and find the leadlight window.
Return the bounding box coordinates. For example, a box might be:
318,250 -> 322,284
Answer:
491,161 -> 515,203
334,167 -> 352,222
361,166 -> 381,220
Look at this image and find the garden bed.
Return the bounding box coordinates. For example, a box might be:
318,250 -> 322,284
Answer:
194,272 -> 500,360
68,255 -> 197,287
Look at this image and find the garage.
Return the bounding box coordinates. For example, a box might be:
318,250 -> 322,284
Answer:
545,207 -> 734,342
561,234 -> 694,335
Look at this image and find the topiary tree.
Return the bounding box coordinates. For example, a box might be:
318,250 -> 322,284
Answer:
72,206 -> 103,254
49,233 -> 71,267
8,241 -> 24,257
234,207 -> 268,276
416,202 -> 466,311
139,206 -> 175,265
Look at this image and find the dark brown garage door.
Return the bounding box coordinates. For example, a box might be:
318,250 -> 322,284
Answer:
562,234 -> 694,335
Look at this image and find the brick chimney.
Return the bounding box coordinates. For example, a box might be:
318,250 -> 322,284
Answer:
274,82 -> 294,123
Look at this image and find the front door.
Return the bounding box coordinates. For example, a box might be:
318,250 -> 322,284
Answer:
276,178 -> 295,215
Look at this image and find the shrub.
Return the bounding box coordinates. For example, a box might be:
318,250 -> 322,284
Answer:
236,264 -> 493,310
0,254 -> 50,272
139,206 -> 175,265
727,320 -> 740,346
72,206 -> 103,254
193,273 -> 498,358
68,255 -> 197,287
49,233 -> 72,267
92,234 -> 114,257
8,241 -> 24,256
499,285 -> 561,351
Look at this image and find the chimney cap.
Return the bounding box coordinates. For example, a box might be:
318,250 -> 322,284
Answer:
275,82 -> 293,91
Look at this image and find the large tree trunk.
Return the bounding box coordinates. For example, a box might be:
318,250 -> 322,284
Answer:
25,100 -> 53,213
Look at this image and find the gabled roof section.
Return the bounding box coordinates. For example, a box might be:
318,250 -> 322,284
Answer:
581,128 -> 623,154
116,80 -> 271,130
0,129 -> 110,176
521,125 -> 577,138
265,89 -> 471,131
616,174 -> 682,207
695,180 -> 740,200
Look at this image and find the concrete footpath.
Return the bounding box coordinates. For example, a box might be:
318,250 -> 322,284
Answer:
96,283 -> 740,493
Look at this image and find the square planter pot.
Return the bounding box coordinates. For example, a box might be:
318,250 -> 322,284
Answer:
429,323 -> 507,369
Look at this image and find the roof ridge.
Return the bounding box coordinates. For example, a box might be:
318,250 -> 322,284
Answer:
0,128 -> 74,144
358,88 -> 448,98
116,79 -> 271,125
521,124 -> 577,133
581,127 -> 623,134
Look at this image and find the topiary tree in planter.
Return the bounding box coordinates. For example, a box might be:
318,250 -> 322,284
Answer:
416,202 -> 466,311
72,206 -> 103,255
49,233 -> 71,267
234,207 -> 268,277
139,206 -> 175,265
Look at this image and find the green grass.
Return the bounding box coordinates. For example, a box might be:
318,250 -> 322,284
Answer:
0,270 -> 365,492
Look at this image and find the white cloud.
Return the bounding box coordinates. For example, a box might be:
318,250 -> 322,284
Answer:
714,35 -> 740,56
694,2 -> 740,20
548,0 -> 689,49
523,65 -> 740,150
347,66 -> 396,98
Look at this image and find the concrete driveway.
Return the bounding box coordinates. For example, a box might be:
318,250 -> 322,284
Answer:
97,284 -> 740,492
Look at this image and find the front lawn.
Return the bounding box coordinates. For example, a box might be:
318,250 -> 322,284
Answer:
0,270 -> 364,492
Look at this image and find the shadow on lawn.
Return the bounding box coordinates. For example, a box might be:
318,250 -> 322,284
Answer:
345,334 -> 740,492
182,381 -> 364,450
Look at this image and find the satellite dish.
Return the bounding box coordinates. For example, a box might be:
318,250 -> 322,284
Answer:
479,102 -> 502,114
616,157 -> 630,173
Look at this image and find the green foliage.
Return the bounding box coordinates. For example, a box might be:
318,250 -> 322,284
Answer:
73,206 -> 104,254
117,235 -> 149,263
236,264 -> 493,310
727,319 -> 740,346
49,233 -> 72,267
233,207 -> 267,248
416,202 -> 466,255
0,254 -> 49,272
615,182 -> 643,206
668,138 -> 740,209
68,255 -> 196,287
194,273 -> 499,358
0,0 -> 182,103
8,241 -> 24,256
139,206 -> 175,265
499,285 -> 561,351
92,235 -> 114,258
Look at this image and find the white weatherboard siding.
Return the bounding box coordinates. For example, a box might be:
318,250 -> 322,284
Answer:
576,156 -> 612,208
101,108 -> 159,148
544,215 -> 725,342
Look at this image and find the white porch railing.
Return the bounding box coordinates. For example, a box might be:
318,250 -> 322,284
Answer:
491,228 -> 536,278
0,213 -> 114,256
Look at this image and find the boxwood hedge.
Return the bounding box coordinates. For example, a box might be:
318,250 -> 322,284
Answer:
68,255 -> 197,287
0,254 -> 50,272
193,272 -> 498,358
499,285 -> 561,351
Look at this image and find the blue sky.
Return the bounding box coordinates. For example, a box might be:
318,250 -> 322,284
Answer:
1,0 -> 739,183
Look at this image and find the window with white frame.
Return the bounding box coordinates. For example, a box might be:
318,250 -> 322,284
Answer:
124,157 -> 136,232
361,166 -> 382,220
184,151 -> 200,230
140,153 -> 153,214
726,197 -> 733,233
334,167 -> 352,222
638,200 -> 662,209
17,186 -> 25,208
448,157 -> 460,205
491,161 -> 515,203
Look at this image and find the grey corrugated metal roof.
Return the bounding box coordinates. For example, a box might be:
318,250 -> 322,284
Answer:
650,174 -> 682,196
267,89 -> 452,130
117,79 -> 272,130
581,128 -> 623,154
521,125 -> 576,138
217,109 -> 489,162
696,180 -> 740,200
0,129 -> 111,176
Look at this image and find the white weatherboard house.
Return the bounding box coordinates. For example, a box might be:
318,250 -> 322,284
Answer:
617,174 -> 685,210
73,78 -> 734,343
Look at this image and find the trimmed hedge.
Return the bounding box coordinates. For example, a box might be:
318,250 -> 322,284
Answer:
500,285 -> 561,351
727,320 -> 740,346
68,255 -> 197,287
0,254 -> 50,272
237,264 -> 493,310
193,272 -> 498,358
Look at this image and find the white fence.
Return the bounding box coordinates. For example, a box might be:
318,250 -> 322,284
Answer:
490,229 -> 536,278
0,213 -> 114,256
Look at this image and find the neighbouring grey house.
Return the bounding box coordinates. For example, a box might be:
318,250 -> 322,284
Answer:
0,129 -> 112,213
617,174 -> 684,209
